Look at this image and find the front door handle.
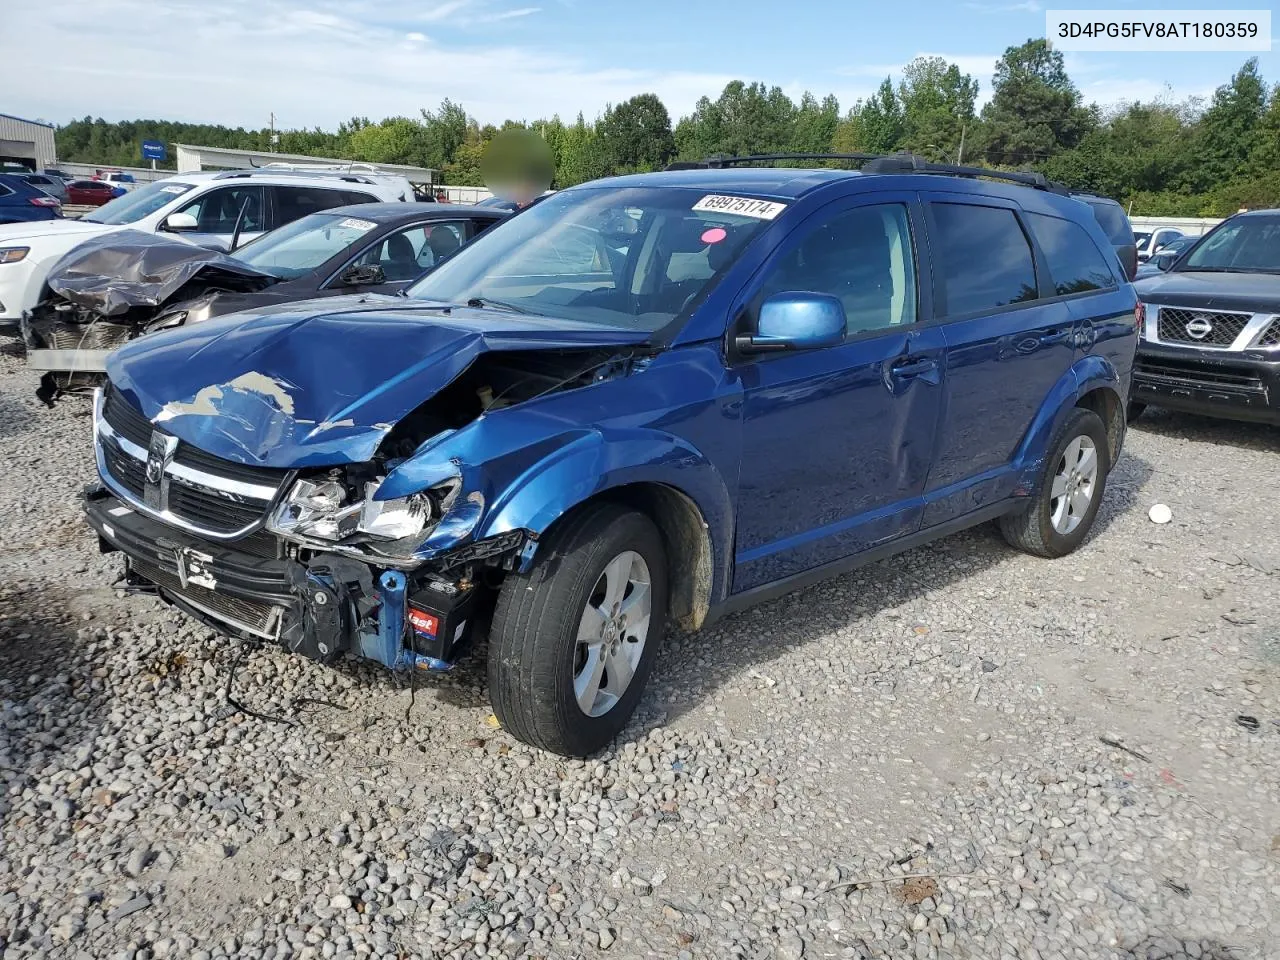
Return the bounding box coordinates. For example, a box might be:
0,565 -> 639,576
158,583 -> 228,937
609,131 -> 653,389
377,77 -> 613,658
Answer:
1037,327 -> 1073,347
889,356 -> 940,386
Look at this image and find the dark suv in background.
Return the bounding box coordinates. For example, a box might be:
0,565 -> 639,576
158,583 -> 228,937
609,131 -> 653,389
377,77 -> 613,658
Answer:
1070,192 -> 1138,281
1133,209 -> 1280,425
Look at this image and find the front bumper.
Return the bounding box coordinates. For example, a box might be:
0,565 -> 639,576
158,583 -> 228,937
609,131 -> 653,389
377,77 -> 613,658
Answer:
1132,341 -> 1280,425
83,487 -> 470,669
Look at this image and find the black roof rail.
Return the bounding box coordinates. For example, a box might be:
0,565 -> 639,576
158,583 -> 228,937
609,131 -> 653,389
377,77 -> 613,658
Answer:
665,152 -> 883,171
664,150 -> 1061,192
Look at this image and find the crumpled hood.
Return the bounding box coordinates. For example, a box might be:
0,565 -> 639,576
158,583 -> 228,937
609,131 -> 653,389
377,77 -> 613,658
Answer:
46,229 -> 277,316
1134,270 -> 1280,314
106,300 -> 651,468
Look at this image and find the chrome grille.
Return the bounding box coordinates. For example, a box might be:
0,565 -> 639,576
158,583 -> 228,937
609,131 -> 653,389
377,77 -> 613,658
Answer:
1156,307 -> 1250,348
95,385 -> 290,540
131,558 -> 283,640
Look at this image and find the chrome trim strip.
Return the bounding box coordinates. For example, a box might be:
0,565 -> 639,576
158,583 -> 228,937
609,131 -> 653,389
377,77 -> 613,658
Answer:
166,461 -> 279,501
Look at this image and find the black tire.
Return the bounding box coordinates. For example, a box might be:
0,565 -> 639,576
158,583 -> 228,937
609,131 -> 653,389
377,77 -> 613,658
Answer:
1000,407 -> 1110,559
1126,401 -> 1146,424
488,502 -> 668,757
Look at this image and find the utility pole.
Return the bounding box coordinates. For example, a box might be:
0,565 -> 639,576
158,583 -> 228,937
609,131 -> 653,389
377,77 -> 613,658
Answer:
956,124 -> 966,166
269,112 -> 278,153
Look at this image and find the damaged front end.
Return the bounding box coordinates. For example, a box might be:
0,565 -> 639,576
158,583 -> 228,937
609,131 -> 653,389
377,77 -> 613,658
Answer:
23,230 -> 276,406
85,327 -> 646,674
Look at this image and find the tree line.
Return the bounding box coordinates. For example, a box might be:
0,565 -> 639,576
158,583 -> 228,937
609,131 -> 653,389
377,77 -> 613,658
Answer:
54,40 -> 1280,216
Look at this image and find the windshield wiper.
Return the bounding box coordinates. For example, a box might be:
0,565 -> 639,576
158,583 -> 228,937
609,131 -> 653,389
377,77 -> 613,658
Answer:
465,296 -> 540,316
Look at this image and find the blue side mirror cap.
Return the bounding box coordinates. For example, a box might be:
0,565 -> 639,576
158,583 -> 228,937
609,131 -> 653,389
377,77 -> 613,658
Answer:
737,292 -> 846,354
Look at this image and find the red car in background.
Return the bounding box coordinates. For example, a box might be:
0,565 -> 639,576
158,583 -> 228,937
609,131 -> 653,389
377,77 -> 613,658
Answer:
65,180 -> 118,206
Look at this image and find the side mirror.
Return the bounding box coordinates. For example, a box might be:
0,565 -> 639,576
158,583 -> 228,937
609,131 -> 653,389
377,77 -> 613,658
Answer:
162,211 -> 198,232
339,263 -> 386,286
736,292 -> 846,354
1154,252 -> 1177,272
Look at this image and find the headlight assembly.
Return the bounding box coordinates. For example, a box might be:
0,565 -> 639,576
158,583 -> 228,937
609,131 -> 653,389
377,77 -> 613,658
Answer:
267,474 -> 463,553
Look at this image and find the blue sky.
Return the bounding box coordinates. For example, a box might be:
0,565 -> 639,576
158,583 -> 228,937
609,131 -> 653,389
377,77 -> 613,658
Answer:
7,0 -> 1276,130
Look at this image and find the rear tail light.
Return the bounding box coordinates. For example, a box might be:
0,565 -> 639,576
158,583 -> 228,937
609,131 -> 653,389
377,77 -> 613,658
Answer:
1134,302 -> 1145,337
29,196 -> 60,207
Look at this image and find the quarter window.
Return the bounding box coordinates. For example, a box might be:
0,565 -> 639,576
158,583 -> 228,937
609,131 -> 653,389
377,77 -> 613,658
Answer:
756,203 -> 918,335
932,203 -> 1037,315
1025,212 -> 1116,296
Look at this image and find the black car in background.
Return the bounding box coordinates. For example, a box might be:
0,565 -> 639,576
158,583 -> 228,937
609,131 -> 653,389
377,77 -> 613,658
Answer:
1132,209 -> 1280,425
24,202 -> 508,402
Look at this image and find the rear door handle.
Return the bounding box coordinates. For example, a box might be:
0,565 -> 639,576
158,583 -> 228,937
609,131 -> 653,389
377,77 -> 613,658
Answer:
1037,327 -> 1073,346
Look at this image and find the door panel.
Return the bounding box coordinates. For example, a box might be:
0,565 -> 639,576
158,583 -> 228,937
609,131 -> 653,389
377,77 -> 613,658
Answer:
921,195 -> 1076,526
732,195 -> 944,592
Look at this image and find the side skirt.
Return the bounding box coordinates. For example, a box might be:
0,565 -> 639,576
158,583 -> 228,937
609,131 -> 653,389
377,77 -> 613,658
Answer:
703,499 -> 1017,628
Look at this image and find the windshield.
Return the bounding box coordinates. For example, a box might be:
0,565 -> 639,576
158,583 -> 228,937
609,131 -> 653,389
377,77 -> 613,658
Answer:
231,212 -> 380,279
1179,216 -> 1280,273
82,181 -> 194,225
406,186 -> 772,332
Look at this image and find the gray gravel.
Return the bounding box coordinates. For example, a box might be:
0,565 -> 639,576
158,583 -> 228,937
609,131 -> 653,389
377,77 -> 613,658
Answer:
1,348 -> 1278,960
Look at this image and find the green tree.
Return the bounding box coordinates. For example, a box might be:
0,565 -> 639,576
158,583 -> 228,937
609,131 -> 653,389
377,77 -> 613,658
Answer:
980,38 -> 1092,166
1188,58 -> 1267,191
856,78 -> 905,154
897,56 -> 978,161
598,93 -> 675,172
792,93 -> 840,155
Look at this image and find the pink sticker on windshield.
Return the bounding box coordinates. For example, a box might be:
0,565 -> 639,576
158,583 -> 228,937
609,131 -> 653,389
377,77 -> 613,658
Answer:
701,227 -> 727,244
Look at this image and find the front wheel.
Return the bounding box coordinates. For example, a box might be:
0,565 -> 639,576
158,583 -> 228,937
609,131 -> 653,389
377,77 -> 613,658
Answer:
488,502 -> 668,756
1000,407 -> 1110,559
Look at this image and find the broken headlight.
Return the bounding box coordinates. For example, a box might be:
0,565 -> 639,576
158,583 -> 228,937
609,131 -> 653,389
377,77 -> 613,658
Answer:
267,475 -> 462,546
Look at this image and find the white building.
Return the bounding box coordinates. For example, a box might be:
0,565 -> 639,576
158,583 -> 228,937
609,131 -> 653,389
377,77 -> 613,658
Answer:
0,112 -> 57,171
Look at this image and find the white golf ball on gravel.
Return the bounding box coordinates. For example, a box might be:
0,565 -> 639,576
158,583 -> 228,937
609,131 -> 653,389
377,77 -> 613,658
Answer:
1149,503 -> 1173,524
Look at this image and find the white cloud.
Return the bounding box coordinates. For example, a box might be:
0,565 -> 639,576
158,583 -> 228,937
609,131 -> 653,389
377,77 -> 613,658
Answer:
7,0 -> 738,128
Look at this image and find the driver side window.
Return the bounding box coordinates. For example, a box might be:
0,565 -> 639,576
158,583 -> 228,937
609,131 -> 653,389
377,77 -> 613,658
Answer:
755,203 -> 918,336
177,186 -> 266,234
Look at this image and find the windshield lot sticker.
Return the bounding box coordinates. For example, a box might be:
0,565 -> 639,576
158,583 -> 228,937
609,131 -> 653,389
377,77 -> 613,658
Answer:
701,227 -> 728,244
338,217 -> 377,231
160,185 -> 188,194
692,195 -> 787,220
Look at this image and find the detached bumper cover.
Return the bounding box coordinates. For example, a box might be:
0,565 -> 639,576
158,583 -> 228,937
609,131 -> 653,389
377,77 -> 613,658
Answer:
1132,341 -> 1280,424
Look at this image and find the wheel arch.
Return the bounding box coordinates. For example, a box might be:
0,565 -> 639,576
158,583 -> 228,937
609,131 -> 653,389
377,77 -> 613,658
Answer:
1013,355 -> 1124,484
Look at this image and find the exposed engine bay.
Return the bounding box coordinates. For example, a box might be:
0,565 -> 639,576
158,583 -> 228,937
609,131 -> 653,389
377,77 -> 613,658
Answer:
85,342 -> 645,675
21,229 -> 277,405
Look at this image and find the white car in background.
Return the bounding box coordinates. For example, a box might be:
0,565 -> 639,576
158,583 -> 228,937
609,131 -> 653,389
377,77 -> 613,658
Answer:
0,166 -> 415,328
1134,226 -> 1185,262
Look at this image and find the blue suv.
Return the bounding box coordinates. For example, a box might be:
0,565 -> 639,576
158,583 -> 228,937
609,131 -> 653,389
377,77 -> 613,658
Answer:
84,154 -> 1138,755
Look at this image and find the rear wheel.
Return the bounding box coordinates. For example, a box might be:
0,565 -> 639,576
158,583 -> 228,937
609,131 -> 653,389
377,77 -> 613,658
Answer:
488,502 -> 668,756
1000,407 -> 1110,559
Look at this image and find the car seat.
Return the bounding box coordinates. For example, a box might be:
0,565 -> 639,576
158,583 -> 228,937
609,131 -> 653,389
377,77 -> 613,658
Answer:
428,228 -> 461,263
381,233 -> 420,281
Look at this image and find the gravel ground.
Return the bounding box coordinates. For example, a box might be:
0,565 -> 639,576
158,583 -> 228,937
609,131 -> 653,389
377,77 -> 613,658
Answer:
1,348 -> 1278,960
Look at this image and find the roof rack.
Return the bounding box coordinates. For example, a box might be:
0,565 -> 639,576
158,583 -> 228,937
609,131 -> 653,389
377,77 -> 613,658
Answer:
665,151 -> 1061,192
255,160 -> 388,174
211,167 -> 383,185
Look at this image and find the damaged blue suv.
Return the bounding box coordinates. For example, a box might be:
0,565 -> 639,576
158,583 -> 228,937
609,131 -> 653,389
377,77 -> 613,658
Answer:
85,155 -> 1138,756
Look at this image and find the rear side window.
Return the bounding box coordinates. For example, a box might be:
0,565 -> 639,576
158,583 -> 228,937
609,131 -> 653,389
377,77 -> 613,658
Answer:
341,191 -> 379,206
1025,212 -> 1116,295
1082,198 -> 1133,245
273,186 -> 358,224
932,203 -> 1037,315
